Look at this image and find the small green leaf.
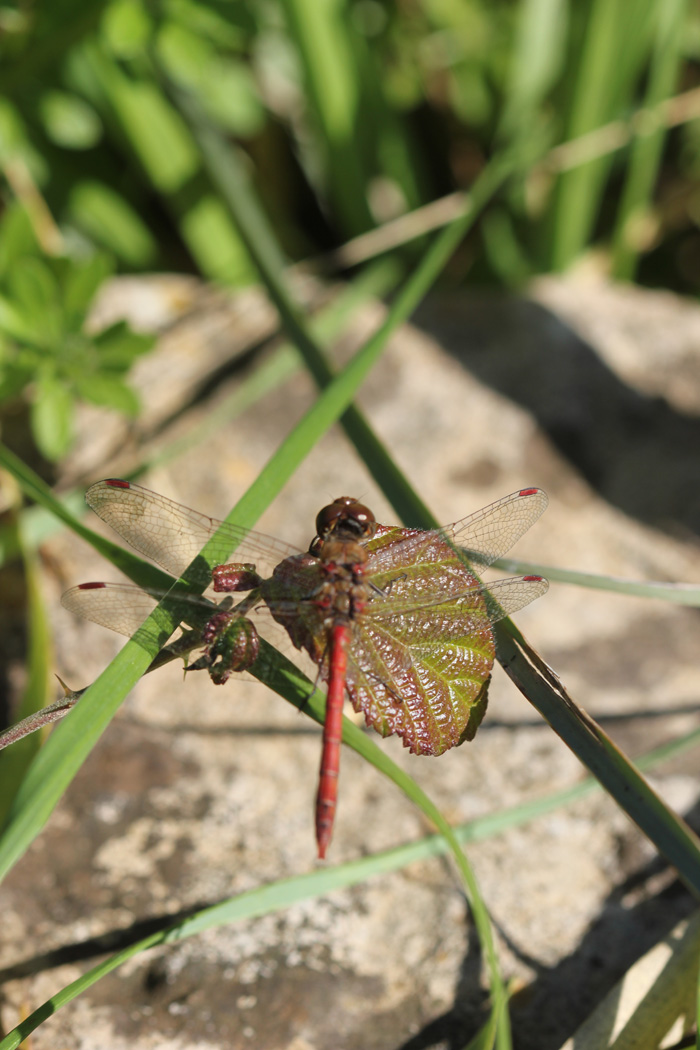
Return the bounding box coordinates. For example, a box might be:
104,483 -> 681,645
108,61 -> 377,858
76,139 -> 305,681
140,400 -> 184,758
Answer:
61,254 -> 114,327
180,195 -> 255,284
39,91 -> 102,150
0,99 -> 47,182
0,294 -> 41,345
113,79 -> 199,193
197,60 -> 265,136
157,24 -> 264,135
156,21 -> 214,83
31,375 -> 74,460
93,320 -> 155,368
101,0 -> 153,57
74,373 -> 140,415
163,0 -> 254,44
8,258 -> 58,319
0,98 -> 27,163
6,260 -> 63,348
0,204 -> 40,278
69,182 -> 157,266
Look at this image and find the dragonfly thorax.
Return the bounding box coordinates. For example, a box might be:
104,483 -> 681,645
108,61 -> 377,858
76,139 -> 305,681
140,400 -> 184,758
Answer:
315,570 -> 369,623
317,535 -> 369,571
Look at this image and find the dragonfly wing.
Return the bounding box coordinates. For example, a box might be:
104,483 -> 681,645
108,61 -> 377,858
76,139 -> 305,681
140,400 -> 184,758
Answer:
62,582 -> 163,637
476,574 -> 549,621
445,487 -> 548,567
365,487 -> 549,579
366,574 -> 548,623
364,488 -> 548,578
61,582 -> 224,637
86,480 -> 305,584
365,507 -> 548,625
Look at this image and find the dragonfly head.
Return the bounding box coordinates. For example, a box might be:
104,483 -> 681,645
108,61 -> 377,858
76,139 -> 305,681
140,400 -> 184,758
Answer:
310,497 -> 377,556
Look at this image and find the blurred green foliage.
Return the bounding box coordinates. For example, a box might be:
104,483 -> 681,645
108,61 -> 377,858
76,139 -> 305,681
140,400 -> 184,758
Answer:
0,0 -> 699,461
0,201 -> 154,461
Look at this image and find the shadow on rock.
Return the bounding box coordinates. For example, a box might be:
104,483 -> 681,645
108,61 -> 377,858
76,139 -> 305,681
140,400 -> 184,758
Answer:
415,294 -> 700,537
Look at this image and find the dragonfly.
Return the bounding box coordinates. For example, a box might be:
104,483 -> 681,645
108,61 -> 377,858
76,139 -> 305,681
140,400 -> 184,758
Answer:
62,480 -> 549,858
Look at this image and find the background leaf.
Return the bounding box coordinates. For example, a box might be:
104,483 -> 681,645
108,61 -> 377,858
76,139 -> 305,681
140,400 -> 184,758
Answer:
69,182 -> 157,265
73,372 -> 140,413
39,89 -> 103,149
30,374 -> 74,460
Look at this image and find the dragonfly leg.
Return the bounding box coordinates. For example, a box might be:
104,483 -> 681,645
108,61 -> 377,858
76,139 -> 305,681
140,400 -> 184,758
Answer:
360,667 -> 403,704
371,571 -> 407,598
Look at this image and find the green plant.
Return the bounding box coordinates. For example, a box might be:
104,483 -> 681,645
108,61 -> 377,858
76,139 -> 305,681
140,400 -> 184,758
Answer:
0,203 -> 154,460
2,0 -> 700,289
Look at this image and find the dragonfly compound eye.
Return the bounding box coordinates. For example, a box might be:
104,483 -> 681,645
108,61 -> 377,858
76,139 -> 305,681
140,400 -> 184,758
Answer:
315,498 -> 377,541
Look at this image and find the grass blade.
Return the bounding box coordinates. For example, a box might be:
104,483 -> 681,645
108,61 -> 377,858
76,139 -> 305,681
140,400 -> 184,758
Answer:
494,557 -> 700,605
0,651 -> 504,1050
499,0 -> 568,144
0,136 -> 516,903
559,911 -> 700,1049
611,0 -> 688,278
0,529 -> 52,825
550,0 -> 654,270
279,0 -> 374,232
0,302 -> 455,876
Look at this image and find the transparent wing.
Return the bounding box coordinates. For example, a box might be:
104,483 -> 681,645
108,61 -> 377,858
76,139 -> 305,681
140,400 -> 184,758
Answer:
447,487 -> 548,566
61,582 -> 220,637
86,480 -> 305,583
367,487 -> 548,574
366,574 -> 549,624
61,581 -> 296,661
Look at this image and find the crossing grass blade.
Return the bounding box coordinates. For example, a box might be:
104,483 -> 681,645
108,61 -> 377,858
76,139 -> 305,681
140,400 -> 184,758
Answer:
0,301 -> 410,878
0,230 -> 495,874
